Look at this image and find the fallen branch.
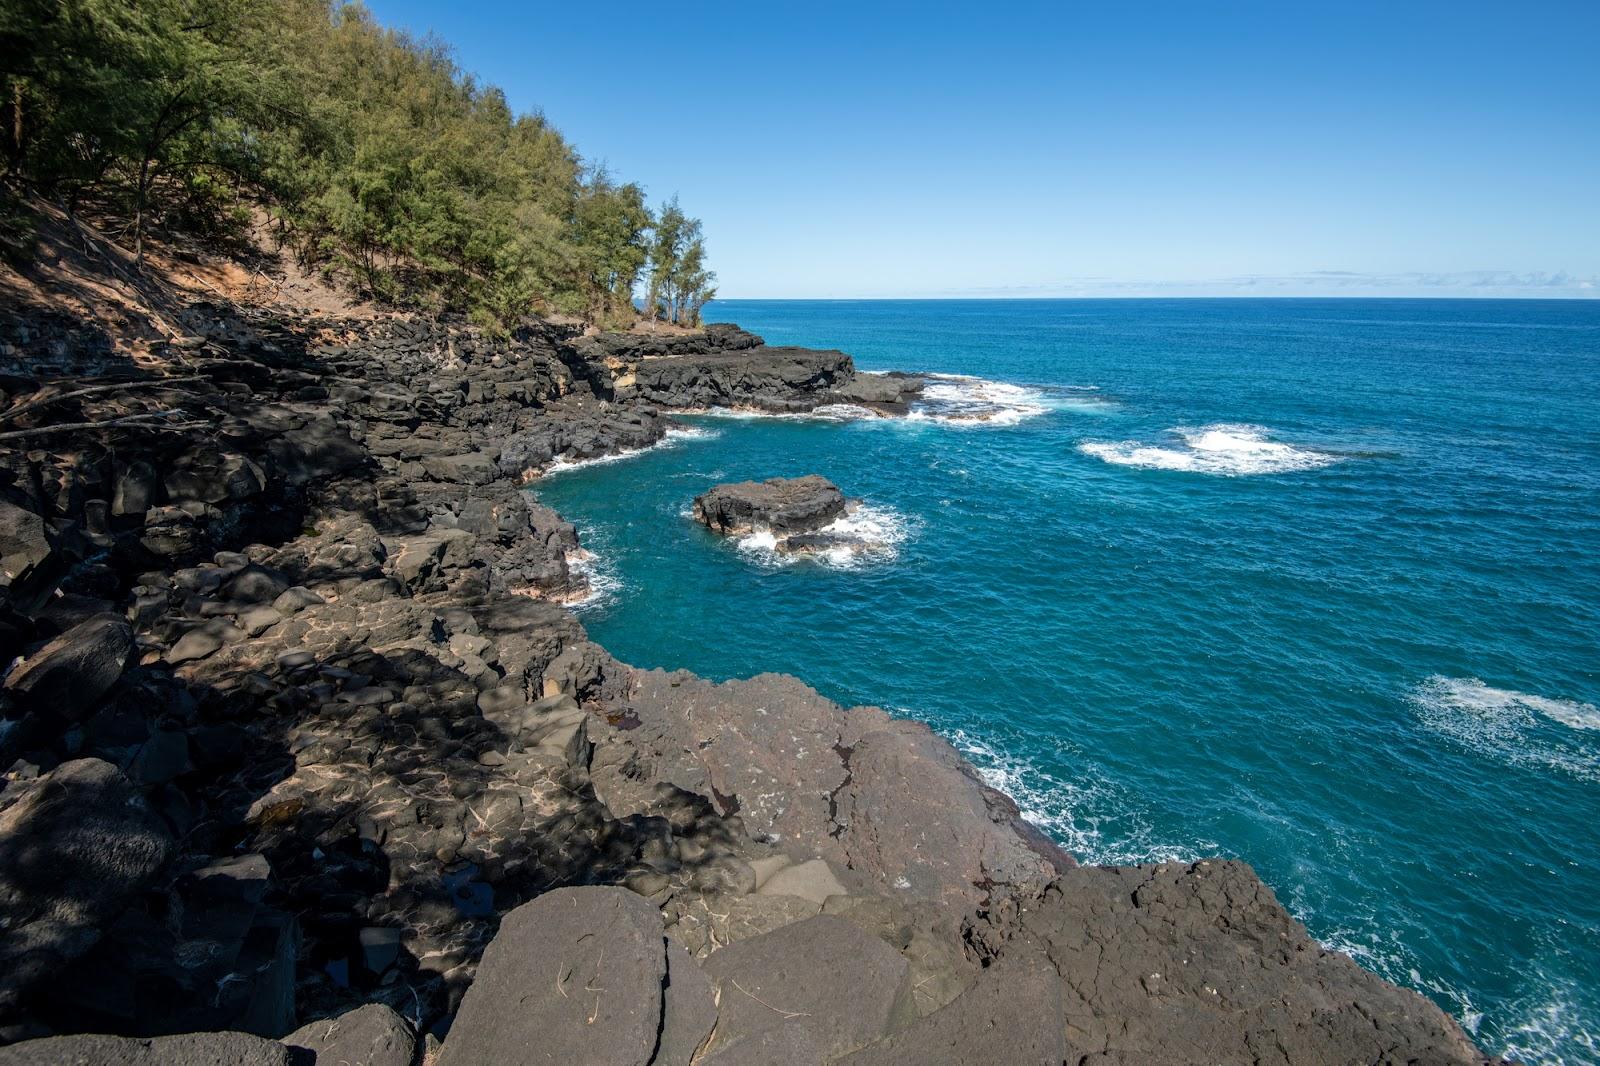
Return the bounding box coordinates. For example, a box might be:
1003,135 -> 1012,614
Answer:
0,376 -> 201,423
0,409 -> 206,442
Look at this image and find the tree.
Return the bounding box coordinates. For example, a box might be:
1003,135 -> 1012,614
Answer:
573,172 -> 651,326
646,196 -> 716,327
0,0 -> 718,332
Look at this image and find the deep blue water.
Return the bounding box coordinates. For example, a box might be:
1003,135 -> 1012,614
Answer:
533,299 -> 1600,1063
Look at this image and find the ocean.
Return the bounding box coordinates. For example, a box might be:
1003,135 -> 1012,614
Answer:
531,298 -> 1600,1064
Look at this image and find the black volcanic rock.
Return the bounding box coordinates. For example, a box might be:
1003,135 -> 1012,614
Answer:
435,887 -> 666,1066
692,476 -> 846,535
622,346 -> 856,410
0,759 -> 175,1012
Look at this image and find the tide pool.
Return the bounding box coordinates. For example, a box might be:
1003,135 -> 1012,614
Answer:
531,298 -> 1600,1063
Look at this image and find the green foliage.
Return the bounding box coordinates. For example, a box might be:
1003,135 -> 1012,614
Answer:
646,196 -> 717,327
0,0 -> 715,332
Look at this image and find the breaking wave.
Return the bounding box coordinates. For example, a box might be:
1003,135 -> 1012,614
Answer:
908,373 -> 1053,426
733,501 -> 913,570
1411,676 -> 1599,782
942,727 -> 1210,866
541,424 -> 720,476
561,547 -> 622,610
1078,423 -> 1340,475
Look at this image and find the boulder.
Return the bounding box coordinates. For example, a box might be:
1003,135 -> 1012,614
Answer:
696,914 -> 913,1063
0,759 -> 175,1010
775,531 -> 871,556
0,1032 -> 295,1066
0,499 -> 50,584
3,614 -> 132,721
285,1003 -> 416,1066
693,476 -> 845,535
436,887 -> 666,1066
163,446 -> 265,505
834,953 -> 1063,1065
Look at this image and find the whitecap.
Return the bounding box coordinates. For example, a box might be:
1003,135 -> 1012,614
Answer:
1411,676 -> 1599,782
732,501 -> 913,571
908,374 -> 1051,426
561,547 -> 622,610
690,403 -> 880,422
1078,423 -> 1340,476
539,424 -> 720,477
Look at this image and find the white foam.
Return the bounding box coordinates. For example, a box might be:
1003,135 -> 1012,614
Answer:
691,403 -> 881,423
1079,423 -> 1340,476
562,548 -> 621,610
690,374 -> 1075,428
909,374 -> 1051,426
539,425 -> 719,477
941,726 -> 1209,866
1412,676 -> 1599,782
1498,973 -> 1600,1064
732,501 -> 913,571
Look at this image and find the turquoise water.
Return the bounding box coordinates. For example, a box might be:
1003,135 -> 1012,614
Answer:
534,299 -> 1600,1063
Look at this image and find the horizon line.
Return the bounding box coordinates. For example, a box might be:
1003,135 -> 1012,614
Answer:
709,293 -> 1600,302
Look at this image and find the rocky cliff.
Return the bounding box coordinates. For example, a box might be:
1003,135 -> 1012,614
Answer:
0,290 -> 1504,1063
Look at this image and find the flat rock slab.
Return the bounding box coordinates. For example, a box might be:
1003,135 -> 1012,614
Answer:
1005,861 -> 1493,1066
835,953 -> 1063,1065
652,940 -> 719,1066
693,475 -> 845,535
591,671 -> 1064,911
2,613 -> 132,721
436,886 -> 666,1066
0,1032 -> 296,1065
697,914 -> 911,1063
285,1003 -> 416,1066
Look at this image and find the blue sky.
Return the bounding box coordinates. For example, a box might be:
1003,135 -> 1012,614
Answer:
366,1 -> 1599,298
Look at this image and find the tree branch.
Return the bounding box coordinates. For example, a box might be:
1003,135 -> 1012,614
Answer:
0,410 -> 205,443
0,377 -> 202,424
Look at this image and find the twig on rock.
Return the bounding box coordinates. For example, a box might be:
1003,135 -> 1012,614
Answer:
0,410 -> 203,442
0,376 -> 201,423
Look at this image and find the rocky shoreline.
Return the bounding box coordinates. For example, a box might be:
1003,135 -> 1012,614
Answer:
0,298 -> 1503,1063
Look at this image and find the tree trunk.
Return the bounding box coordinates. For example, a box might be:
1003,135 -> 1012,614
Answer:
134,157 -> 151,263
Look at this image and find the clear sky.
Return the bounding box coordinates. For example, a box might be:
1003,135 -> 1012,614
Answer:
365,1 -> 1598,298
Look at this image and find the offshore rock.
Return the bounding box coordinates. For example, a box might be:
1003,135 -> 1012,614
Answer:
692,475 -> 845,536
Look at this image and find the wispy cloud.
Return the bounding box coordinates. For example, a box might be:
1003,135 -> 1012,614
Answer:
947,270 -> 1599,299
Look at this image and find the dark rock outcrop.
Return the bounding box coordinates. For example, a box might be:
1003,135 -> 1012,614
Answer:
0,1031 -> 299,1066
693,475 -> 846,535
970,860 -> 1494,1065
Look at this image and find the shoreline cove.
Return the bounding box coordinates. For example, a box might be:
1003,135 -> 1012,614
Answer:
0,302 -> 1559,1064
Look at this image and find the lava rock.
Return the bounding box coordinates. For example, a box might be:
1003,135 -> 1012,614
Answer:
0,759 -> 175,1010
692,476 -> 845,535
285,1003 -> 416,1066
0,1032 -> 297,1065
436,887 -> 667,1066
3,614 -> 133,722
